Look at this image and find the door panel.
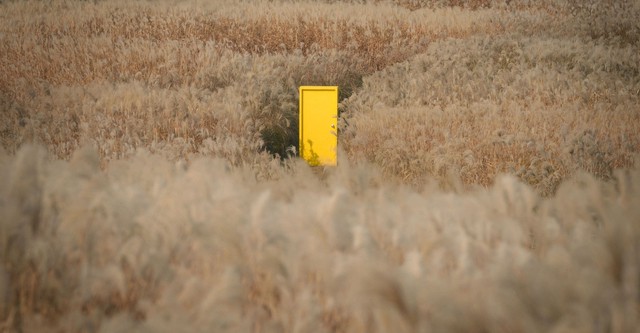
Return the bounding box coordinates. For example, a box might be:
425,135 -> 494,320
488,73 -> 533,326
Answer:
299,86 -> 338,166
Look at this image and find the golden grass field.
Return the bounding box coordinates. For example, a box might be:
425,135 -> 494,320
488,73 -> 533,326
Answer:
1,0 -> 639,332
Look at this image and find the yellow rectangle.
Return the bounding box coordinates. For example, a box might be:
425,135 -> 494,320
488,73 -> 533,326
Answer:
299,86 -> 338,166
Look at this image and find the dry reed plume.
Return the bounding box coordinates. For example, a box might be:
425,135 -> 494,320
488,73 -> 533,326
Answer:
1,144 -> 639,332
1,0 -> 639,332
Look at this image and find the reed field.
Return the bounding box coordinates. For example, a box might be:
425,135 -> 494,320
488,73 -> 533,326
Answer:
1,0 -> 639,332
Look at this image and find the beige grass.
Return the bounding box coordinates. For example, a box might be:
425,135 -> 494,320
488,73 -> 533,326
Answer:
342,34 -> 639,194
1,144 -> 639,332
1,0 -> 639,331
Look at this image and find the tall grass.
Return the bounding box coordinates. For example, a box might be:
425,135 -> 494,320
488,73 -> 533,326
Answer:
1,144 -> 639,332
1,0 -> 637,191
1,0 -> 639,331
0,0 -> 505,166
342,34 -> 639,194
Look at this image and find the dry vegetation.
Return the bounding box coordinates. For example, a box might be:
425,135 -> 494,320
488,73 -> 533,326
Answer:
1,0 -> 639,332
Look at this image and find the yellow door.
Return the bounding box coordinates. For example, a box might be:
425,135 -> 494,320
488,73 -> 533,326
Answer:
299,86 -> 338,166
